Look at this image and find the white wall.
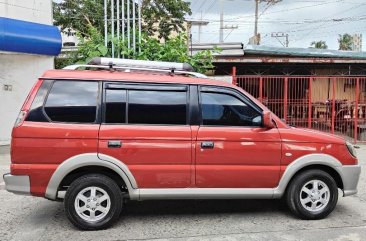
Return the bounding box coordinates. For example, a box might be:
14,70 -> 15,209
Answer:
210,75 -> 233,84
0,54 -> 54,145
0,0 -> 54,145
0,0 -> 52,24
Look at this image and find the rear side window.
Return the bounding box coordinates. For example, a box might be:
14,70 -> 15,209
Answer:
128,90 -> 187,125
105,89 -> 126,123
44,81 -> 99,123
104,88 -> 187,125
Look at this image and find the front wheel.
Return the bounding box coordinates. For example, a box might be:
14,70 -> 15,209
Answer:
286,170 -> 338,220
64,174 -> 123,230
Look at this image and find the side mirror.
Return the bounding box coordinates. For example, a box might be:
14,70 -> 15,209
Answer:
263,111 -> 275,129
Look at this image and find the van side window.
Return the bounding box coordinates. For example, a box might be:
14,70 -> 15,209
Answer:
128,90 -> 187,125
44,81 -> 98,123
105,89 -> 127,123
201,92 -> 262,127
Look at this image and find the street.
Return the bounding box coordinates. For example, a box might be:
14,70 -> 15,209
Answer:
0,145 -> 365,241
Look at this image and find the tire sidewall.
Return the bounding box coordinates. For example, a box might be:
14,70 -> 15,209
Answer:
64,175 -> 122,230
289,170 -> 338,219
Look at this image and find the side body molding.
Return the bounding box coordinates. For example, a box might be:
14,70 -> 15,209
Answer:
46,153 -> 346,201
273,153 -> 343,198
45,153 -> 139,200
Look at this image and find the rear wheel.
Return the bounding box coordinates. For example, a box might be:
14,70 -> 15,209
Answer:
64,174 -> 123,230
286,170 -> 338,220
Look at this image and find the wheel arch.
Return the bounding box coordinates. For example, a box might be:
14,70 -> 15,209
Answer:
274,154 -> 344,198
45,153 -> 139,200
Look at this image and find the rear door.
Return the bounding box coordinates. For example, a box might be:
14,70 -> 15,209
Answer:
98,83 -> 193,188
195,86 -> 282,188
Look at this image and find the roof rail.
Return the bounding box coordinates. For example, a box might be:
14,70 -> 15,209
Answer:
63,57 -> 208,78
89,57 -> 194,72
63,64 -> 208,79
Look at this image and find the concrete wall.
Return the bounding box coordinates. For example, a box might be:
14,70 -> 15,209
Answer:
0,0 -> 54,145
0,0 -> 52,24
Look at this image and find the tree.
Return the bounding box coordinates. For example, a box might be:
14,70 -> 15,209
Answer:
338,34 -> 353,51
310,40 -> 327,49
53,0 -> 191,40
53,0 -> 105,37
141,0 -> 192,41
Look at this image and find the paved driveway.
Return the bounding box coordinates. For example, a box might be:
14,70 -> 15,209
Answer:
0,145 -> 365,241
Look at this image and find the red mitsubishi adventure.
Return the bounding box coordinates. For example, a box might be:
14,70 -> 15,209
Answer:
4,58 -> 361,230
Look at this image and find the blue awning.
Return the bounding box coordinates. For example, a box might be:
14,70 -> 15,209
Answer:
0,17 -> 62,56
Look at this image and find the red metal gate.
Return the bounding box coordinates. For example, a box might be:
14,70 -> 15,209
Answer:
232,71 -> 366,143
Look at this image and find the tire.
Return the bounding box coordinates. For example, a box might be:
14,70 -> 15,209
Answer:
64,174 -> 123,230
286,169 -> 338,220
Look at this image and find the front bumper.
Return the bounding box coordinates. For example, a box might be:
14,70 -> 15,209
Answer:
337,164 -> 361,196
3,173 -> 31,195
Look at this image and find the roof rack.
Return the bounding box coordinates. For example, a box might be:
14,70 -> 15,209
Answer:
63,57 -> 208,79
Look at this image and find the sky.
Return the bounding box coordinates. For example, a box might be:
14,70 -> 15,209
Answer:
186,0 -> 366,50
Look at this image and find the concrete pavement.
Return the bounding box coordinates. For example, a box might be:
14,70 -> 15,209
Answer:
0,145 -> 365,241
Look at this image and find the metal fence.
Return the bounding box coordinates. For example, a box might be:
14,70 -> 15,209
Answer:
232,70 -> 366,143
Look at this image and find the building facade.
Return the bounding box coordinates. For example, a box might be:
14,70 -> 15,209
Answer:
0,0 -> 61,145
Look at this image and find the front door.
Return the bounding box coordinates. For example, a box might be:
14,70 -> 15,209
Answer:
98,83 -> 193,188
195,86 -> 282,188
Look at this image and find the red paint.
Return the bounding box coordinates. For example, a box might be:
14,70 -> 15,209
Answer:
331,77 -> 336,134
259,77 -> 263,102
9,70 -> 358,198
308,78 -> 312,129
98,125 -> 192,188
232,66 -> 237,85
354,78 -> 359,144
284,77 -> 288,123
195,126 -> 282,188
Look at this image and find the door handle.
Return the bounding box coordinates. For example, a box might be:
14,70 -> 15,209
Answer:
108,140 -> 122,148
201,141 -> 214,149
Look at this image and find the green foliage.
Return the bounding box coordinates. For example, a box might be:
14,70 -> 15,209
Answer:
53,0 -> 105,37
53,0 -> 191,40
141,0 -> 192,41
57,27 -> 217,74
338,34 -> 353,51
310,40 -> 327,49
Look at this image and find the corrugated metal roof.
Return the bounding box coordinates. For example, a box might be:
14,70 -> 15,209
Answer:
191,42 -> 366,60
244,45 -> 366,59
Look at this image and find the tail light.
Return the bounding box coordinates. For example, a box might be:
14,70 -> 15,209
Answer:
14,110 -> 27,127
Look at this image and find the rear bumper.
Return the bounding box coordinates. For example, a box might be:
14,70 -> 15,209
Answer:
3,173 -> 31,195
337,164 -> 361,197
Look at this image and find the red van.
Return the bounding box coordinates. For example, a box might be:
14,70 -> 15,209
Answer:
4,58 -> 361,230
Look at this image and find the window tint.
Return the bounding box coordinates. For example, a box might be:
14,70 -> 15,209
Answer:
26,80 -> 52,122
44,81 -> 98,123
201,92 -> 261,126
128,90 -> 187,125
105,89 -> 126,123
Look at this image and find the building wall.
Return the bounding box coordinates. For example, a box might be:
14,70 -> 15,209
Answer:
0,0 -> 52,24
0,0 -> 54,145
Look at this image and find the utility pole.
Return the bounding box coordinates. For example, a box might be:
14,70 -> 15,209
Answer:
271,32 -> 289,47
219,1 -> 224,43
254,0 -> 259,38
219,0 -> 238,43
253,0 -> 282,45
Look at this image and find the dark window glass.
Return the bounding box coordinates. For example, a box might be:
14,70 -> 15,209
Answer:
44,81 -> 98,123
128,90 -> 187,125
105,89 -> 126,123
201,92 -> 262,126
26,80 -> 52,122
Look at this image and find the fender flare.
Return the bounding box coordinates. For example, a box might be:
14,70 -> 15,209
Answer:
45,153 -> 138,200
273,153 -> 343,198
